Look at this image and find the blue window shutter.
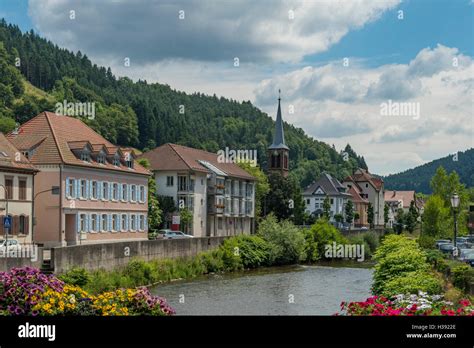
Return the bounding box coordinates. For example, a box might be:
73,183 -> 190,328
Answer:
143,186 -> 147,203
134,213 -> 138,230
76,213 -> 81,233
84,180 -> 89,199
124,185 -> 128,201
108,182 -> 112,200
75,179 -> 80,198
66,178 -> 70,197
128,185 -> 131,202
98,182 -> 102,200
144,214 -> 148,231
125,214 -> 129,231
108,214 -> 112,231
85,214 -> 89,232
118,184 -> 123,200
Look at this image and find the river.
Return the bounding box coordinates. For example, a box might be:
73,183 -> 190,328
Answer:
151,264 -> 373,315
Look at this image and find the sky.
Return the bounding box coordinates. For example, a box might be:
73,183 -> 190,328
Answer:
1,0 -> 473,175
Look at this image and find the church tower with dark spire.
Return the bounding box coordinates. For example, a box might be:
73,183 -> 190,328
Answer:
267,90 -> 289,177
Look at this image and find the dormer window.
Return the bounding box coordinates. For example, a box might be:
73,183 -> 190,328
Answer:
113,156 -> 120,166
97,154 -> 105,164
126,159 -> 134,169
81,151 -> 91,162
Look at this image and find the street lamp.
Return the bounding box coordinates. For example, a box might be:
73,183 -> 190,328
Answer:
450,193 -> 460,257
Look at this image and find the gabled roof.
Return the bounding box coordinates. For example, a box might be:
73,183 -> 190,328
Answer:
303,173 -> 350,197
0,133 -> 38,173
7,112 -> 149,176
384,190 -> 416,208
344,168 -> 383,191
268,95 -> 289,150
140,143 -> 255,181
348,185 -> 369,204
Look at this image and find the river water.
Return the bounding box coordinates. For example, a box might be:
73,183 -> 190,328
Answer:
151,265 -> 373,315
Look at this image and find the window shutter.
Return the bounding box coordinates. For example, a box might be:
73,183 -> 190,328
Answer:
65,178 -> 70,197
118,184 -> 123,200
144,214 -> 148,231
124,185 -> 128,201
108,214 -> 113,232
12,216 -> 19,235
127,185 -> 131,202
85,180 -> 90,199
98,182 -> 103,200
142,186 -> 147,203
125,214 -> 129,231
85,214 -> 89,232
75,179 -> 80,198
76,214 -> 81,233
108,182 -> 113,200
25,215 -> 29,236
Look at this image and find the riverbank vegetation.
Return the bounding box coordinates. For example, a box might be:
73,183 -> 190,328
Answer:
59,215 -> 380,294
340,234 -> 474,316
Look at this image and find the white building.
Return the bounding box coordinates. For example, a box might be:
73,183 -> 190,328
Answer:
140,143 -> 256,237
303,173 -> 351,224
0,133 -> 38,245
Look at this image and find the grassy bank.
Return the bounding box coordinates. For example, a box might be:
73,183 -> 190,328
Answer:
59,215 -> 381,294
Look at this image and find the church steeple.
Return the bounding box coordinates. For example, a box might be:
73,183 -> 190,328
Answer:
267,90 -> 290,177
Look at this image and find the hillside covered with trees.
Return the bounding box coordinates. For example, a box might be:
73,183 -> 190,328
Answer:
0,19 -> 367,187
383,148 -> 474,193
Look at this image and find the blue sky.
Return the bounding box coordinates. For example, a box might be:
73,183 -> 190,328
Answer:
0,0 -> 473,175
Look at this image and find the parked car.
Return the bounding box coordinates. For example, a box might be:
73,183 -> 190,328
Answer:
438,243 -> 455,254
0,239 -> 21,251
435,239 -> 451,248
459,249 -> 474,262
157,230 -> 193,239
360,226 -> 369,231
173,231 -> 194,238
466,235 -> 474,244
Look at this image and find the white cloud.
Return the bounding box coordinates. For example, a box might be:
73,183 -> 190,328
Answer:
255,45 -> 474,174
28,0 -> 400,64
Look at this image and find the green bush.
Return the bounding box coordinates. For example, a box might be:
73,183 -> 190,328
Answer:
233,235 -> 271,268
372,235 -> 429,295
362,231 -> 379,254
381,270 -> 443,297
452,264 -> 474,291
257,214 -> 306,265
307,218 -> 347,261
123,259 -> 154,286
346,235 -> 371,260
58,267 -> 91,287
417,235 -> 437,249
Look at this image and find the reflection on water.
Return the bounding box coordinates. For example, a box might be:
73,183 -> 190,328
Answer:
151,265 -> 373,315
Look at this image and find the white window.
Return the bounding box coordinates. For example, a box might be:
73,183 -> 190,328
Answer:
67,179 -> 75,199
131,185 -> 137,202
112,214 -> 119,232
102,182 -> 109,200
166,176 -> 174,187
80,179 -> 87,199
81,151 -> 90,162
79,214 -> 87,232
121,184 -> 127,201
91,181 -> 98,200
121,214 -> 127,231
101,214 -> 108,232
112,183 -> 119,201
130,215 -> 137,231
139,215 -> 145,231
126,160 -> 133,169
90,214 -> 98,233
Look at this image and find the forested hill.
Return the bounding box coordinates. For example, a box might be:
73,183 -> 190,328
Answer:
383,148 -> 474,193
0,19 -> 367,187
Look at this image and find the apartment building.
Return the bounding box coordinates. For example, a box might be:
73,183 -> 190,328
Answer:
140,143 -> 256,237
0,133 -> 38,244
343,169 -> 385,227
7,112 -> 150,247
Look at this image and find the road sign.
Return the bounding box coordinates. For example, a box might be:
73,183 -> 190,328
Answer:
3,216 -> 11,229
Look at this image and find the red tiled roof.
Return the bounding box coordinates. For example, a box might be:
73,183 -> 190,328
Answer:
140,143 -> 255,180
348,185 -> 369,204
7,112 -> 150,176
346,169 -> 384,191
0,133 -> 38,173
384,190 -> 416,208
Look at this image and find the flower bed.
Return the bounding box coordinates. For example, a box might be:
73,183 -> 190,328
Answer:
0,267 -> 174,316
339,292 -> 474,316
